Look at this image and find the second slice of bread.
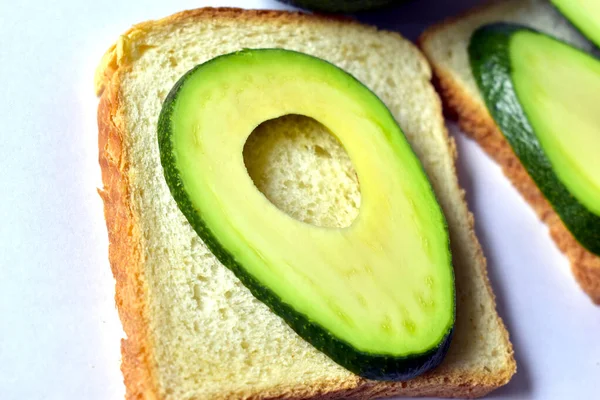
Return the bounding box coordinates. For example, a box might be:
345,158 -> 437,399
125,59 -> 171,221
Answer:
420,0 -> 600,304
96,8 -> 515,399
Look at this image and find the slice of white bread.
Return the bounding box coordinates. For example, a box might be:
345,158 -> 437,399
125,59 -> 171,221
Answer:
420,0 -> 600,304
95,8 -> 515,399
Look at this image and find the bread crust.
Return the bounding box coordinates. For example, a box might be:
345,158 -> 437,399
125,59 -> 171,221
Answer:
419,24 -> 600,305
96,7 -> 515,399
98,60 -> 160,398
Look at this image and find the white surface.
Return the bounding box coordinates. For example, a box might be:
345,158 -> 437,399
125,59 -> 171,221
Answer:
0,0 -> 598,399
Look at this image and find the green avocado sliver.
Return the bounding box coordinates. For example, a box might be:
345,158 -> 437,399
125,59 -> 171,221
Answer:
551,0 -> 600,48
469,23 -> 600,255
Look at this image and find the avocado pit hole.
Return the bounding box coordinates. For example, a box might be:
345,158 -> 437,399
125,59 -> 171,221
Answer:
243,114 -> 361,228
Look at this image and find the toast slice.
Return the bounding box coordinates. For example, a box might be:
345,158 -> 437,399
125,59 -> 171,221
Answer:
95,8 -> 515,399
420,0 -> 600,304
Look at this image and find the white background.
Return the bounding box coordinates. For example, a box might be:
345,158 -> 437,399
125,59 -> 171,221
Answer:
1,0 -> 599,399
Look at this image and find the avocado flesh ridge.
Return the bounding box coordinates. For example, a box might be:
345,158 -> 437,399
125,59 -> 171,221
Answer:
170,50 -> 453,356
551,0 -> 600,47
510,31 -> 600,216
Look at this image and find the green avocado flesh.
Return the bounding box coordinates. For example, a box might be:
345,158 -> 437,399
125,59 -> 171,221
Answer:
470,24 -> 600,255
158,49 -> 454,380
552,0 -> 600,47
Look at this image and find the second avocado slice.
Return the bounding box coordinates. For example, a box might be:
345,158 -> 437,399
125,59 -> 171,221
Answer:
158,49 -> 454,380
470,24 -> 600,255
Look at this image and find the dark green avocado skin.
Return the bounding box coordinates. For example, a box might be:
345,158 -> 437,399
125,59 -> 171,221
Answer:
157,49 -> 453,381
278,0 -> 402,13
469,23 -> 600,256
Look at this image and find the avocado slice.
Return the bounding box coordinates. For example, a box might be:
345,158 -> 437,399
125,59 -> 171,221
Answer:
552,0 -> 600,47
277,0 -> 400,13
158,49 -> 454,380
469,24 -> 600,255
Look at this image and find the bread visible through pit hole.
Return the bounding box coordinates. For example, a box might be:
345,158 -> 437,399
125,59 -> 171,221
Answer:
243,114 -> 361,228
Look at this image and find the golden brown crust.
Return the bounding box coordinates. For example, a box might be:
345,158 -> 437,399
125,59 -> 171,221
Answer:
419,32 -> 600,304
96,7 -> 515,399
220,371 -> 507,399
97,58 -> 159,399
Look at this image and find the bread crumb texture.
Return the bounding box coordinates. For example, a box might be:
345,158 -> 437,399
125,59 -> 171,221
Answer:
420,0 -> 600,304
97,8 -> 515,399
